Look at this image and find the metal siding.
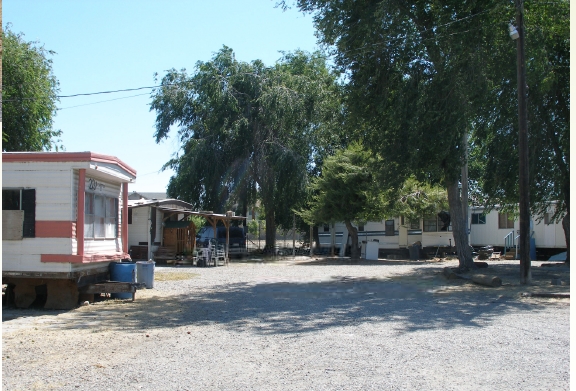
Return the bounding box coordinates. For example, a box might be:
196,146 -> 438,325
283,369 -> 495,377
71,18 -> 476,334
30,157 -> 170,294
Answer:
3,253 -> 72,273
421,232 -> 454,247
2,169 -> 72,189
128,207 -> 151,247
83,239 -> 122,255
72,170 -> 79,221
3,238 -> 74,255
36,204 -> 73,221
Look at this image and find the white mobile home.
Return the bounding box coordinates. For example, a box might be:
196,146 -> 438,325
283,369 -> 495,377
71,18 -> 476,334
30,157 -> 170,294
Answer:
468,205 -> 566,256
319,214 -> 454,258
2,152 -> 137,309
318,206 -> 566,259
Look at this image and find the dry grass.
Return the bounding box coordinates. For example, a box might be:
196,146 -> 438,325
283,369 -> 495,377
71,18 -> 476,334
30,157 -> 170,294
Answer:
153,271 -> 199,282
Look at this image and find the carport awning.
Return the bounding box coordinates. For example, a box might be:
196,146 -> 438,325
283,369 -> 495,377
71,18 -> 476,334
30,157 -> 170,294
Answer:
163,221 -> 192,229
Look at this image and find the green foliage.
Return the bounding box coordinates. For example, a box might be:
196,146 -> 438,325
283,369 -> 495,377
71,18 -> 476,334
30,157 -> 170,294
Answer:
150,47 -> 341,246
471,1 -> 569,223
247,219 -> 265,237
2,26 -> 62,151
188,215 -> 206,230
301,143 -> 386,225
289,0 -> 498,188
287,0 -> 508,267
392,176 -> 449,224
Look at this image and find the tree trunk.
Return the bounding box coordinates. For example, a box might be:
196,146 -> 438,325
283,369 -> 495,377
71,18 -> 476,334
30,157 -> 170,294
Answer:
313,225 -> 320,250
265,209 -> 276,252
446,179 -> 474,270
562,213 -> 569,265
345,220 -> 360,260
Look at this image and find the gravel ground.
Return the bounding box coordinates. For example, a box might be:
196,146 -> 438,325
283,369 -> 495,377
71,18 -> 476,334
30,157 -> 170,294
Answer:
2,257 -> 570,391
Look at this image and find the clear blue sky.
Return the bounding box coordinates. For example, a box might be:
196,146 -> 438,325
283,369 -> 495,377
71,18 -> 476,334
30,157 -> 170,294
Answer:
3,0 -> 319,192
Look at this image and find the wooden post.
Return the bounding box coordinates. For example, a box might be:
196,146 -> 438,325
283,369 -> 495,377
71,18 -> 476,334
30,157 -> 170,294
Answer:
515,0 -> 531,284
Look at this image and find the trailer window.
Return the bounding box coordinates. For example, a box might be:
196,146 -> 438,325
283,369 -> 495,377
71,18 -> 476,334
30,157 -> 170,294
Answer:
471,213 -> 486,224
385,220 -> 395,236
423,214 -> 451,232
423,215 -> 438,232
498,213 -> 514,229
2,189 -> 35,238
85,193 -> 118,238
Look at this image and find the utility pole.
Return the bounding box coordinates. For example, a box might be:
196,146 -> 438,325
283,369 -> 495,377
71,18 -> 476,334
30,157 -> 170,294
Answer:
292,214 -> 296,258
511,0 -> 531,283
461,129 -> 469,244
309,225 -> 313,258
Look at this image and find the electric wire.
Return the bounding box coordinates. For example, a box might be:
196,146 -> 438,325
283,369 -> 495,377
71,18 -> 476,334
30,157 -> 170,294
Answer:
57,92 -> 150,110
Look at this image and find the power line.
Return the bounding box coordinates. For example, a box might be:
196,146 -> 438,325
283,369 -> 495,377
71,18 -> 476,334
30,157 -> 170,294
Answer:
333,8 -> 495,59
58,85 -> 160,98
57,92 -> 150,110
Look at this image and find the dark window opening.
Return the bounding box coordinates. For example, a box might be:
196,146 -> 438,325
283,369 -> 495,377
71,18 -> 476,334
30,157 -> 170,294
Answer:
2,188 -> 35,237
471,213 -> 486,224
385,220 -> 395,236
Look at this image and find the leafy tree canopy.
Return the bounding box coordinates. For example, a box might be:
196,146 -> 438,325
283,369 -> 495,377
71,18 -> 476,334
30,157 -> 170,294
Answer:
299,142 -> 387,258
2,26 -> 62,151
285,0 -> 497,268
470,0 -> 569,223
150,47 -> 341,249
392,176 -> 449,224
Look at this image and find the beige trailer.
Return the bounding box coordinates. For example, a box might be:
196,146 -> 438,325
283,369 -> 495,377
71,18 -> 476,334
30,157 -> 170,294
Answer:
2,152 -> 137,309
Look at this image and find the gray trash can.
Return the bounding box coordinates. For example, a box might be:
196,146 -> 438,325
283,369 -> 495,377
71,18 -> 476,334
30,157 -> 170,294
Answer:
136,260 -> 155,289
409,244 -> 421,261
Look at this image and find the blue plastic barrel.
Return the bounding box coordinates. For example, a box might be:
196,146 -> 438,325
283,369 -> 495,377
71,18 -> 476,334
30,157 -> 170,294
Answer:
109,262 -> 136,299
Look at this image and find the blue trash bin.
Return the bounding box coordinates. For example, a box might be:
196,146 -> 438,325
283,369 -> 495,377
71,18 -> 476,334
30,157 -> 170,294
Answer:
109,262 -> 136,299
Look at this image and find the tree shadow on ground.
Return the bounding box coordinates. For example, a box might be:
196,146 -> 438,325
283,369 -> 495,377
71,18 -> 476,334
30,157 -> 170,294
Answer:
44,261 -> 569,336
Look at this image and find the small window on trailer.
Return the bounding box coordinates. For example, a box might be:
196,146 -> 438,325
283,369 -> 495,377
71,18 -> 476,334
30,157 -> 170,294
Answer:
498,212 -> 515,229
471,213 -> 486,224
2,188 -> 35,237
385,220 -> 395,236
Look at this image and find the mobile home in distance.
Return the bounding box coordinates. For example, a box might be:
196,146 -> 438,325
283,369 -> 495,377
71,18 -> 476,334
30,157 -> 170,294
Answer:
468,205 -> 566,259
319,214 -> 454,258
2,152 -> 137,309
318,206 -> 566,260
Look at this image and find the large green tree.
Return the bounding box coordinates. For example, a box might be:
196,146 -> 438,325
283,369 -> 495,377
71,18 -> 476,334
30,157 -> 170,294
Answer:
299,143 -> 387,259
392,176 -> 449,225
471,1 -> 570,262
288,0 -> 504,270
2,27 -> 62,151
150,47 -> 340,250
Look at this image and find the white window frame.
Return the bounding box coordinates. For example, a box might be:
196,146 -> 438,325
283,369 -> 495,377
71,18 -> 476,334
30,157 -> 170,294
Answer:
84,192 -> 118,239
